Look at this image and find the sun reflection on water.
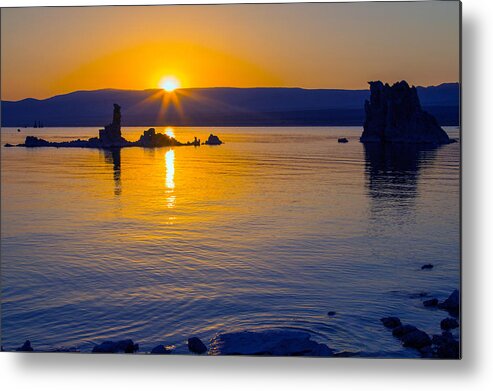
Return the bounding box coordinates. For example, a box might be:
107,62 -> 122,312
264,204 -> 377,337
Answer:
165,149 -> 175,189
165,149 -> 175,208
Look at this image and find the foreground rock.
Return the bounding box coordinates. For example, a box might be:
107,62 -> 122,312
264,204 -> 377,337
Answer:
437,289 -> 460,317
16,340 -> 33,352
392,324 -> 419,338
432,331 -> 460,359
150,344 -> 173,354
360,81 -> 452,144
187,337 -> 208,354
400,329 -> 432,349
49,346 -> 80,352
440,318 -> 459,330
387,323 -> 433,355
382,317 -> 460,358
92,339 -> 139,353
209,330 -> 333,356
380,317 -> 401,329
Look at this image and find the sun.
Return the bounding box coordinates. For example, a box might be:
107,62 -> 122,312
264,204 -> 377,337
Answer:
159,76 -> 180,92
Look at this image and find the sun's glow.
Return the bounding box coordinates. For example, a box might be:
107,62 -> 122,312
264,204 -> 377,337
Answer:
159,76 -> 180,92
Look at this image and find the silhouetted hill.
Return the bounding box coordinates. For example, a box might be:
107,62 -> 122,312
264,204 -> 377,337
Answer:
1,84 -> 459,127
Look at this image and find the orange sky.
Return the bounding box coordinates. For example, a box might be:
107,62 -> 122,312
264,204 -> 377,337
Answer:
1,2 -> 460,101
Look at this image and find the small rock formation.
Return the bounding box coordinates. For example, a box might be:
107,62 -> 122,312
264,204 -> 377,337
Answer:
432,331 -> 460,358
387,324 -> 432,354
423,298 -> 439,307
437,289 -> 460,317
150,344 -> 173,354
337,138 -> 348,143
138,128 -> 181,148
400,328 -> 432,349
382,316 -> 460,358
49,346 -> 80,352
392,324 -> 419,338
440,318 -> 459,331
327,311 -> 337,317
9,105 -> 218,150
98,104 -> 127,147
204,134 -> 223,145
209,330 -> 333,356
360,81 -> 452,144
16,340 -> 34,352
187,337 -> 208,354
421,264 -> 434,270
92,339 -> 139,353
380,317 -> 402,329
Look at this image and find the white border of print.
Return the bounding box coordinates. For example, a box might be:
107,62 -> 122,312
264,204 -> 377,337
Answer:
1,1 -> 492,391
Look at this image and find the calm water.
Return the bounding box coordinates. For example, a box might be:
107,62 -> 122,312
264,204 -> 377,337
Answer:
1,126 -> 460,356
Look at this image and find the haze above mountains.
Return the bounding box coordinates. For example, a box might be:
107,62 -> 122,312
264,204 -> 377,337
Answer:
1,83 -> 459,127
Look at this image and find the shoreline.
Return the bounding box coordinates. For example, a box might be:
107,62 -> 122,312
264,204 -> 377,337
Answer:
4,289 -> 460,358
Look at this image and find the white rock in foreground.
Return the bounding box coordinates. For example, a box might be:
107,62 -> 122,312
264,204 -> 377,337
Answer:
209,330 -> 333,356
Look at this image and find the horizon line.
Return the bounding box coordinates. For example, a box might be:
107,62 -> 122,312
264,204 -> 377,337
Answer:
3,81 -> 461,103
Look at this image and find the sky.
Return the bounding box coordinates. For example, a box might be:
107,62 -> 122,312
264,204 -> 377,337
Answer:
1,2 -> 460,101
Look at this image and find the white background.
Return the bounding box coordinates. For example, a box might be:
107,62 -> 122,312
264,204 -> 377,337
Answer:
0,0 -> 491,390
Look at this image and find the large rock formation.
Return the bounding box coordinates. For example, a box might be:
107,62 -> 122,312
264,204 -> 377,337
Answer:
360,81 -> 451,144
98,104 -> 128,147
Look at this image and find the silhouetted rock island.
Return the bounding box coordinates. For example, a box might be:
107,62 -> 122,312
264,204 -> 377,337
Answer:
7,104 -> 222,149
204,133 -> 223,145
360,81 -> 453,144
98,103 -> 126,147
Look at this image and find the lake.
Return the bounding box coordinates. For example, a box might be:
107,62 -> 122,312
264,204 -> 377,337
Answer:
1,126 -> 460,356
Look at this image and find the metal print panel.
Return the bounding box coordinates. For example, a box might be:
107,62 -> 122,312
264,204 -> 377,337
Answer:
0,1 -> 461,358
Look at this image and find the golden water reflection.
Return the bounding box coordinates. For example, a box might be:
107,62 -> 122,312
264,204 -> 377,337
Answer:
165,148 -> 175,208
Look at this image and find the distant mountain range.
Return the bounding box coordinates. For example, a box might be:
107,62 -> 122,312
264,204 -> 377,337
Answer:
1,83 -> 460,127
